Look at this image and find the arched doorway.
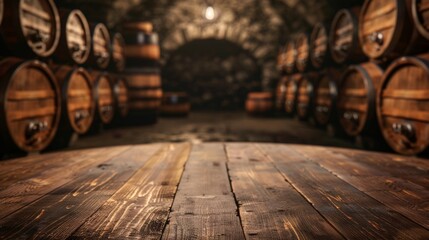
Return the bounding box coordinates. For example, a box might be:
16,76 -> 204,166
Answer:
163,38 -> 262,110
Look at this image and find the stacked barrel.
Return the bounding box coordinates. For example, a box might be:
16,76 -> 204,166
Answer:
122,22 -> 163,124
276,0 -> 429,156
0,0 -> 131,157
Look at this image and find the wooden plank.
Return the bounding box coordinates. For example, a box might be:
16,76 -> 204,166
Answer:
71,143 -> 191,239
294,147 -> 429,229
0,147 -> 131,220
330,148 -> 429,187
0,147 -> 128,189
258,144 -> 429,239
162,143 -> 244,239
226,143 -> 343,239
0,144 -> 163,239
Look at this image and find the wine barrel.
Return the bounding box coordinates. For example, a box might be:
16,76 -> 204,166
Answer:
359,0 -> 429,60
54,9 -> 91,65
112,75 -> 129,119
46,66 -> 95,150
161,92 -> 191,117
295,33 -> 311,72
0,57 -> 60,154
111,33 -> 126,73
125,69 -> 162,124
275,76 -> 288,113
123,31 -> 160,67
88,23 -> 111,70
246,92 -> 273,116
89,71 -> 115,127
0,0 -> 60,58
310,23 -> 331,69
284,41 -> 297,74
285,74 -> 301,115
296,73 -> 317,121
338,62 -> 384,137
313,69 -> 342,127
329,8 -> 366,64
377,54 -> 429,155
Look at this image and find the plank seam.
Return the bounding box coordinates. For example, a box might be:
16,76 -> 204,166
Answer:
159,143 -> 193,238
224,143 -> 249,240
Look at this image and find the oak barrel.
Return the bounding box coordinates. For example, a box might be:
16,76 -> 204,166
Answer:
275,76 -> 288,113
284,41 -> 297,74
0,0 -> 60,58
329,8 -> 366,64
313,69 -> 342,127
295,33 -> 311,72
123,31 -> 160,67
0,57 -> 60,153
338,62 -> 384,137
285,74 -> 301,115
46,66 -> 95,150
161,92 -> 191,117
359,0 -> 429,60
88,23 -> 111,70
112,75 -> 129,119
310,23 -> 331,69
377,54 -> 429,155
111,33 -> 126,73
296,73 -> 317,121
89,71 -> 115,128
246,92 -> 273,116
124,69 -> 162,124
54,9 -> 91,65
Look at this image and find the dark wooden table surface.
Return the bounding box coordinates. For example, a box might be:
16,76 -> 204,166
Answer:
0,143 -> 428,239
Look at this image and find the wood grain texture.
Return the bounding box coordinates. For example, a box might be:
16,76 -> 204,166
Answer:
162,143 -> 245,240
258,144 -> 429,239
0,144 -> 163,239
0,146 -> 131,220
293,146 -> 429,229
71,143 -> 191,239
226,143 -> 343,239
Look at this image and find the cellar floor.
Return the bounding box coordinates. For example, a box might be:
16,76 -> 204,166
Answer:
0,143 -> 428,239
71,111 -> 358,151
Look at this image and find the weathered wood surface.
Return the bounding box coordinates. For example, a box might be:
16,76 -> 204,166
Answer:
0,143 -> 428,239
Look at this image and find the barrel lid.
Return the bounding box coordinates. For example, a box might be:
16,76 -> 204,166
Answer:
330,8 -> 355,63
1,58 -> 60,152
65,9 -> 91,65
359,0 -> 401,59
18,0 -> 61,58
91,23 -> 111,69
377,55 -> 429,155
310,23 -> 329,69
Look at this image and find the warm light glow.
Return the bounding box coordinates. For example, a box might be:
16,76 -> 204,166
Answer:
205,6 -> 215,20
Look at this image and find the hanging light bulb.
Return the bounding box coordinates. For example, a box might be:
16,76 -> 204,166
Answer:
205,6 -> 215,20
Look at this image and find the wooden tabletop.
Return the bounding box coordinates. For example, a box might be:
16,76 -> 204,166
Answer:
0,143 -> 428,239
